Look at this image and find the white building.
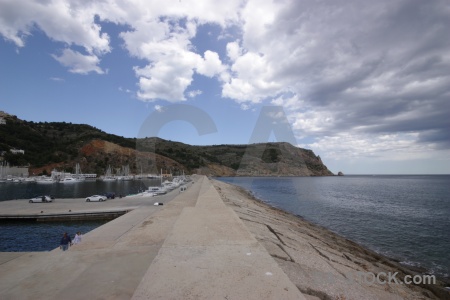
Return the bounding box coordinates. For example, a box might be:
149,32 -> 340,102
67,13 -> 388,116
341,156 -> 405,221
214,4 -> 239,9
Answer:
0,165 -> 29,178
10,149 -> 25,155
0,117 -> 5,125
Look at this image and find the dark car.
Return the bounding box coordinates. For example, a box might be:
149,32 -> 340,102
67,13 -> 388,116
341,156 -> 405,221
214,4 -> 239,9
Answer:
105,192 -> 115,199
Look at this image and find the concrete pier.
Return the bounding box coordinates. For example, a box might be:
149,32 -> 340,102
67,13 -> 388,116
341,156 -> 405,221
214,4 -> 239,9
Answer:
0,176 -> 306,299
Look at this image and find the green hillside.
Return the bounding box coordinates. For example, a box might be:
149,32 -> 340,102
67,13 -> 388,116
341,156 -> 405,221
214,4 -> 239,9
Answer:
0,112 -> 333,176
0,113 -> 135,168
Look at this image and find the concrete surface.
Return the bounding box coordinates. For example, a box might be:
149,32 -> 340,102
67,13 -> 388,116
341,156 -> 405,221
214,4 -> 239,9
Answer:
0,177 -> 200,299
0,176 -> 306,299
131,177 -> 305,300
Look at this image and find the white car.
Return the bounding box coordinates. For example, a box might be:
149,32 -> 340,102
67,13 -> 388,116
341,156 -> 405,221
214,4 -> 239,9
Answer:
29,195 -> 53,203
86,195 -> 107,202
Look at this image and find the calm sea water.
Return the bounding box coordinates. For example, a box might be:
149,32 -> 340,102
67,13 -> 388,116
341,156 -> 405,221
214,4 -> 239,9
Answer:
0,220 -> 109,252
0,179 -> 161,252
218,175 -> 450,279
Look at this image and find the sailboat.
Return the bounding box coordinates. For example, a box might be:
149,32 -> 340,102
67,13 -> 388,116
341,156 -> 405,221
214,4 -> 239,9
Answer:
74,163 -> 85,181
102,165 -> 116,181
117,165 -> 133,181
59,164 -> 85,183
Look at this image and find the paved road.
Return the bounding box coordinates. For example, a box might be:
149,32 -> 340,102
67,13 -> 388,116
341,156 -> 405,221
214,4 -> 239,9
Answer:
0,182 -> 193,218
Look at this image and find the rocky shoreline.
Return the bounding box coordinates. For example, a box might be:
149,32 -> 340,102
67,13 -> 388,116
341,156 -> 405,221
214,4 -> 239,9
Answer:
211,179 -> 450,300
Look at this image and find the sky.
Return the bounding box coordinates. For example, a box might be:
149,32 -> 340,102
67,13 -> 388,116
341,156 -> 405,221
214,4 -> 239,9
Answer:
0,0 -> 449,175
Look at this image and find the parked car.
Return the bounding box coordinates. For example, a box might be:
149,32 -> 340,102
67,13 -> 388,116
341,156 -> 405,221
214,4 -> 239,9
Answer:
29,195 -> 53,203
86,195 -> 107,202
105,192 -> 116,199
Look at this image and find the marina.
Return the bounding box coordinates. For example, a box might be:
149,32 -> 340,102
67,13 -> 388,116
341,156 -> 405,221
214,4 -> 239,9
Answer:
0,174 -> 190,201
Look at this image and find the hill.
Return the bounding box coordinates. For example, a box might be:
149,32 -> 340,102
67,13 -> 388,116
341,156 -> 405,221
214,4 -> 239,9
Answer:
0,111 -> 333,177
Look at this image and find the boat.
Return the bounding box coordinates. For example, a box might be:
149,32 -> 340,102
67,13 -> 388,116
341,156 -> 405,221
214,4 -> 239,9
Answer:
36,177 -> 56,184
59,176 -> 82,183
102,176 -> 116,181
161,180 -> 177,191
50,164 -> 85,183
73,163 -> 86,181
117,165 -> 133,180
101,165 -> 116,181
138,190 -> 156,197
146,186 -> 167,195
147,174 -> 161,179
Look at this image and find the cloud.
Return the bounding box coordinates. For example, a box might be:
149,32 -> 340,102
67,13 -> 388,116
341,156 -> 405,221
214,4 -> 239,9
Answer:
121,17 -> 226,102
0,0 -> 110,75
104,1 -> 241,102
223,0 -> 450,152
1,0 -> 450,160
52,49 -> 105,74
196,50 -> 226,77
133,48 -> 227,102
187,90 -> 202,98
1,0 -> 234,99
226,41 -> 241,62
118,87 -> 132,93
305,132 -> 435,162
0,0 -> 110,53
133,49 -> 198,102
240,103 -> 250,110
49,77 -> 64,82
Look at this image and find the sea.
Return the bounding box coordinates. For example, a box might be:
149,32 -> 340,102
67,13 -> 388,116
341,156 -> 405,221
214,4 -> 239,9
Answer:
0,179 -> 161,252
218,175 -> 450,279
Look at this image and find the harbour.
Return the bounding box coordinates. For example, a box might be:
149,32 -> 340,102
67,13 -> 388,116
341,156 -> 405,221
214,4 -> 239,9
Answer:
0,176 -> 308,299
0,177 -> 170,201
1,176 -> 448,299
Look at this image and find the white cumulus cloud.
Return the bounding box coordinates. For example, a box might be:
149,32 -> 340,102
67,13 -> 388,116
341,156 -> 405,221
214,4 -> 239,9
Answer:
187,90 -> 202,98
52,49 -> 105,74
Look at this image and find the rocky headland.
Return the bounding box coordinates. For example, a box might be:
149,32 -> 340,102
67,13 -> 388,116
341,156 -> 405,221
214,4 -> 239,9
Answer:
1,112 -> 333,177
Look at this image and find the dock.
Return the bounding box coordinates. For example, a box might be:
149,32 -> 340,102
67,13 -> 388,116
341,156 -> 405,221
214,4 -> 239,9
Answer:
0,175 -> 306,299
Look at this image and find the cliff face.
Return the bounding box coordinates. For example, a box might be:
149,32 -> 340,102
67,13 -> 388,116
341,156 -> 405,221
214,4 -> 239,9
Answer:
195,142 -> 333,177
29,139 -> 333,177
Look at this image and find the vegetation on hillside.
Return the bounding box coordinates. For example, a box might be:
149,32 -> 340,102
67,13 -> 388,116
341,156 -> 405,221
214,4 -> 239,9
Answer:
0,113 -> 333,176
0,114 -> 135,168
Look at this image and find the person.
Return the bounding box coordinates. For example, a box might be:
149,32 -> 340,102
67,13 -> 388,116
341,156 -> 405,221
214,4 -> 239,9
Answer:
73,232 -> 82,245
60,232 -> 72,251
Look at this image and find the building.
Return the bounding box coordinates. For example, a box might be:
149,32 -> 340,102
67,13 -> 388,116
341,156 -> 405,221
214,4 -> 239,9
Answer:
0,165 -> 29,178
10,149 -> 25,155
0,117 -> 5,125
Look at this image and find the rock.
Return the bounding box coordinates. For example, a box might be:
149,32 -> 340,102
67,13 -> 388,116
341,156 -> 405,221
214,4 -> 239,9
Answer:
337,171 -> 344,176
